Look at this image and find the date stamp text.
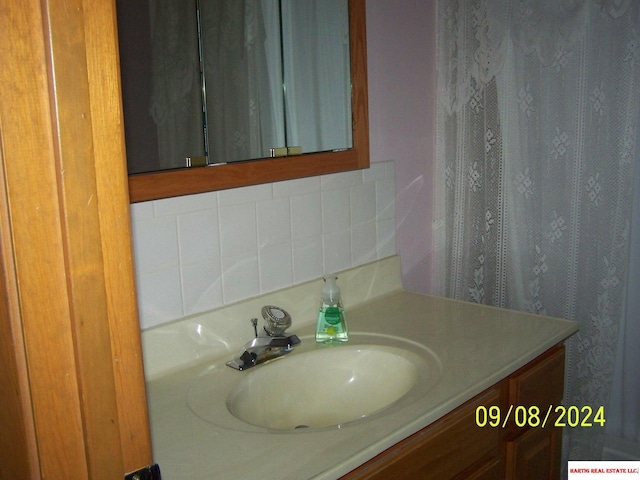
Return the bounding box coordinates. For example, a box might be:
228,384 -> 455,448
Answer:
475,405 -> 606,428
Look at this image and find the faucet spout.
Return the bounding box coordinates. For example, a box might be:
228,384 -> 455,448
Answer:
226,307 -> 300,371
226,334 -> 301,371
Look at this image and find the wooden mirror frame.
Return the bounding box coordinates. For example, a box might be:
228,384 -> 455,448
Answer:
127,0 -> 369,203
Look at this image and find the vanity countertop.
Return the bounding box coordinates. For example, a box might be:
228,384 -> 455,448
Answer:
147,290 -> 577,479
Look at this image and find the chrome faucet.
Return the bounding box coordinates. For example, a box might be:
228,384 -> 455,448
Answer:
226,306 -> 301,371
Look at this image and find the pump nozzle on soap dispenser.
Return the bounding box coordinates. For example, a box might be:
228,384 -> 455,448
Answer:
316,275 -> 348,344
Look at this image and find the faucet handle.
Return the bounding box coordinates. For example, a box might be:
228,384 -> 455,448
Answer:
226,350 -> 258,371
261,305 -> 292,336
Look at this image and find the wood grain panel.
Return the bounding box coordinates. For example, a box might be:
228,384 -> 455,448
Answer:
508,345 -> 565,411
0,0 -> 90,476
83,0 -> 153,471
0,0 -> 152,477
506,422 -> 562,480
43,1 -> 124,475
343,389 -> 503,480
0,148 -> 39,480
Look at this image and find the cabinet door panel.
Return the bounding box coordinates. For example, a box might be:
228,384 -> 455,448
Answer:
508,346 -> 565,411
506,345 -> 564,480
456,457 -> 503,480
342,389 -> 501,480
505,421 -> 562,480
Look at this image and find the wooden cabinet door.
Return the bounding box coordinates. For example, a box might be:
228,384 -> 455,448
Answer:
458,457 -> 503,480
342,389 -> 503,480
505,423 -> 562,480
343,345 -> 566,480
505,345 -> 565,480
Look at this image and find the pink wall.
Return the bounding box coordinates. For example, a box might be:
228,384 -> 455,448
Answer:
366,0 -> 437,293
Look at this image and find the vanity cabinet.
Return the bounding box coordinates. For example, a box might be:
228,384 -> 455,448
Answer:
342,344 -> 565,480
504,344 -> 565,480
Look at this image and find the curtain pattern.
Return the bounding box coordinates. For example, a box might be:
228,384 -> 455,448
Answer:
436,0 -> 640,465
280,0 -> 352,153
150,0 -> 205,169
149,0 -> 351,165
200,0 -> 276,163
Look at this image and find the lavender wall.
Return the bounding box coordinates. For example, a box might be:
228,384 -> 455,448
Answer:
367,0 -> 437,293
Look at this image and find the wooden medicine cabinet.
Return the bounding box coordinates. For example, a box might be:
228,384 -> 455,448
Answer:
119,0 -> 370,203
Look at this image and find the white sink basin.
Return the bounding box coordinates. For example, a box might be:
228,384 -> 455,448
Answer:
228,345 -> 418,429
187,333 -> 441,432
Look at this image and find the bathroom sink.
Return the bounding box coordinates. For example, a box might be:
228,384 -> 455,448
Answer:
228,345 -> 420,429
187,334 -> 442,432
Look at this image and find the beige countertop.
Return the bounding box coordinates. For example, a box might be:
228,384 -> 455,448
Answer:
146,290 -> 578,479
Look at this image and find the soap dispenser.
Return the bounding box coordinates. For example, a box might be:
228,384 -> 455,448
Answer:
316,275 -> 348,344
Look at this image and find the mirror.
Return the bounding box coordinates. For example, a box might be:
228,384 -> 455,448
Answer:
118,0 -> 369,203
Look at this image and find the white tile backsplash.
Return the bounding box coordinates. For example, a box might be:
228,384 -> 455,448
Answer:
376,178 -> 396,220
362,161 -> 387,183
218,183 -> 272,206
323,229 -> 352,274
350,182 -> 377,225
181,258 -> 222,315
177,209 -> 219,265
292,236 -> 323,283
258,242 -> 293,291
136,268 -> 183,325
352,221 -> 378,265
322,188 -> 351,234
257,197 -> 291,247
221,252 -> 260,304
131,161 -> 396,329
291,191 -> 322,240
376,217 -> 397,258
219,203 -> 257,257
273,176 -> 320,197
132,216 -> 179,272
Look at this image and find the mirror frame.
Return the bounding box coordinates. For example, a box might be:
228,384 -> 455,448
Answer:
127,0 -> 369,203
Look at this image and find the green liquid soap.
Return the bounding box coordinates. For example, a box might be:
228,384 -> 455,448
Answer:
316,275 -> 349,344
316,305 -> 348,343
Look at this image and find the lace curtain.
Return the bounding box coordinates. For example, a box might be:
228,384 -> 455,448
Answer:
200,0 -> 276,162
150,0 -> 205,169
150,0 -> 277,166
148,0 -> 350,165
280,0 -> 352,152
435,0 -> 640,467
607,111 -> 640,459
